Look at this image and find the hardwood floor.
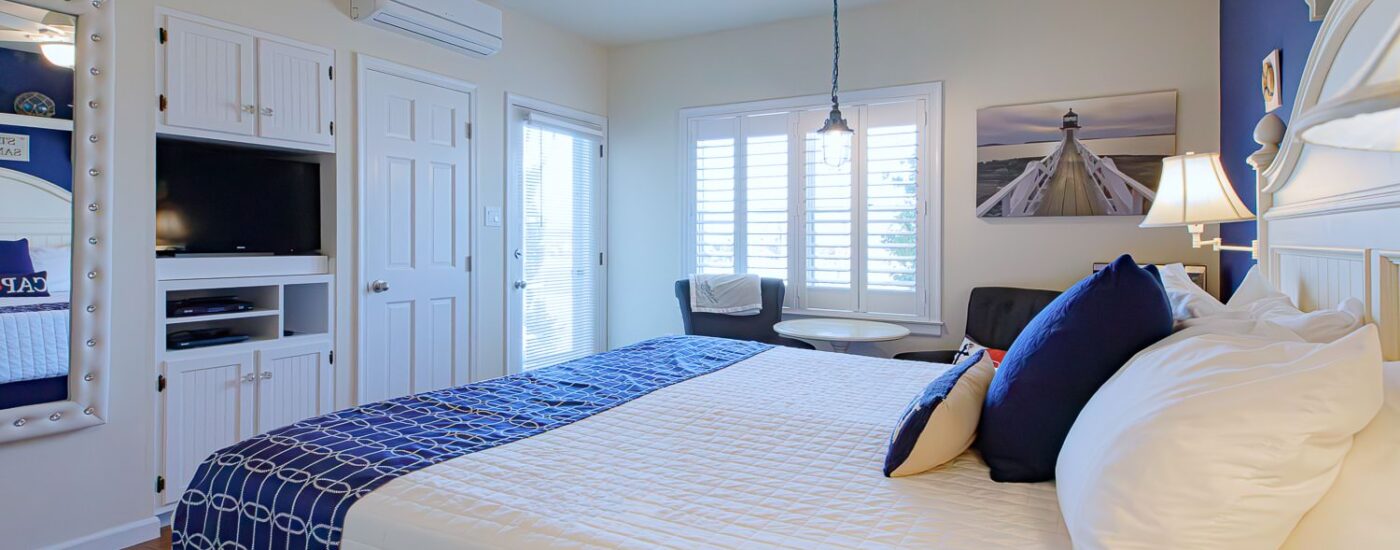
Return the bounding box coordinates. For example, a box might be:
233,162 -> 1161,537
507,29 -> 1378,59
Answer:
124,527 -> 171,550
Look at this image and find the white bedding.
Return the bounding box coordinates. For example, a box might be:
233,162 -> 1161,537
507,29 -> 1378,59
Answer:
0,292 -> 70,384
342,346 -> 1070,549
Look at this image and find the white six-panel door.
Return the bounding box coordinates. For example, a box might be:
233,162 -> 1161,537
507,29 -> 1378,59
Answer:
160,352 -> 257,506
361,65 -> 473,404
162,14 -> 256,136
255,343 -> 333,433
256,38 -> 335,147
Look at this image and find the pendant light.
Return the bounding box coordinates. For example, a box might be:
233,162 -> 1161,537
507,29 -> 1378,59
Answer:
818,0 -> 853,168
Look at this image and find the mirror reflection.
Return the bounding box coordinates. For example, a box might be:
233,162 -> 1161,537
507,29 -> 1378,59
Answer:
0,0 -> 76,410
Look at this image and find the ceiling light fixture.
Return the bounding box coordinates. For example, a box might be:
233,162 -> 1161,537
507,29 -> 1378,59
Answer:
40,42 -> 75,69
818,0 -> 853,168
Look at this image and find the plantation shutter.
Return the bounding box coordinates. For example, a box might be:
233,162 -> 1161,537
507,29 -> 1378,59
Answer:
863,99 -> 923,316
802,107 -> 861,312
742,113 -> 791,282
521,114 -> 602,371
693,117 -> 739,275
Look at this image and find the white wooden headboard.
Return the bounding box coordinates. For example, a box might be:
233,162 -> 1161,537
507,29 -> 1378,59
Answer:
0,167 -> 72,248
1255,0 -> 1400,360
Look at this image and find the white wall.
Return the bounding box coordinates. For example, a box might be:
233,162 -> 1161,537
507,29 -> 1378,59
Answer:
0,0 -> 607,547
607,0 -> 1222,356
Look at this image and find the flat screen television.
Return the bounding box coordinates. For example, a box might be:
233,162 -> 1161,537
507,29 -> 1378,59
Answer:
156,139 -> 321,256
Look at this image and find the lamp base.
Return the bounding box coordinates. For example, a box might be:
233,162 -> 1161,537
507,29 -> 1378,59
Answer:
1187,224 -> 1258,259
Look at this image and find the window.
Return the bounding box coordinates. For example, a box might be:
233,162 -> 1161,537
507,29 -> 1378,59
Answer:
683,84 -> 941,323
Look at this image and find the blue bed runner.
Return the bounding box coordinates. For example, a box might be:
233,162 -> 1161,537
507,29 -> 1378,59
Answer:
172,335 -> 772,550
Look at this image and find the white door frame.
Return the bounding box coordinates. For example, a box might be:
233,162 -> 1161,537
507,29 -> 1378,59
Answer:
355,54 -> 478,403
505,94 -> 609,374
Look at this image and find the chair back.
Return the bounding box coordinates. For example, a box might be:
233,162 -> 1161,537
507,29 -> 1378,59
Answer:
965,287 -> 1062,350
675,278 -> 808,348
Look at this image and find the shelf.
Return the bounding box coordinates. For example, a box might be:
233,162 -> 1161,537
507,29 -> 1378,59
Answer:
165,309 -> 280,325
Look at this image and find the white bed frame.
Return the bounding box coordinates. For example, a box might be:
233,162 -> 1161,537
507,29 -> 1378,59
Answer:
0,167 -> 73,248
1254,0 -> 1400,360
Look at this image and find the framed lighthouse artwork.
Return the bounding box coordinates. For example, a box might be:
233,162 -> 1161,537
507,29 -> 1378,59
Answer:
975,90 -> 1178,218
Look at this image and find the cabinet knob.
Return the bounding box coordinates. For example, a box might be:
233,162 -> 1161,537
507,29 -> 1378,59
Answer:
241,373 -> 256,383
260,107 -> 274,116
259,371 -> 273,381
242,104 -> 256,114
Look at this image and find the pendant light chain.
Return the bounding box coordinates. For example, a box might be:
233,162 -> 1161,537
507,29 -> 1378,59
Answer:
830,0 -> 841,111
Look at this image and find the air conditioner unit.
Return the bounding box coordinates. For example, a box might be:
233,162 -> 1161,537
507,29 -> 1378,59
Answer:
350,0 -> 503,57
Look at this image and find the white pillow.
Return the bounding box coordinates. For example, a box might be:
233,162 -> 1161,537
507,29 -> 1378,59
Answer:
883,352 -> 995,477
1282,361 -> 1400,549
1057,326 -> 1384,550
1227,265 -> 1283,308
1159,263 -> 1224,322
28,245 -> 71,294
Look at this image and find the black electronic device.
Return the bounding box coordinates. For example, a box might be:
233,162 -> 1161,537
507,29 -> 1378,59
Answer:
167,296 -> 257,318
166,328 -> 251,350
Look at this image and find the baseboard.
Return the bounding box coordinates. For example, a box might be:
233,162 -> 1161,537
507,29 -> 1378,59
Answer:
49,516 -> 160,550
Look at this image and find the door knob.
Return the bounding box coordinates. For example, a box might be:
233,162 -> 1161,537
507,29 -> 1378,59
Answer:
513,280 -> 528,290
370,280 -> 390,293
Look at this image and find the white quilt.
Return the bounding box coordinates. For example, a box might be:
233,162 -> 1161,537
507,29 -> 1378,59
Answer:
342,346 -> 1069,549
0,293 -> 69,384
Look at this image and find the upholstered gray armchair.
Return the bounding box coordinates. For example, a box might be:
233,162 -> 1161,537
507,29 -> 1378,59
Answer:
674,278 -> 813,349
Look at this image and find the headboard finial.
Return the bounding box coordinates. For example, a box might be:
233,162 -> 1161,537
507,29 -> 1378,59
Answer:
1249,113 -> 1286,173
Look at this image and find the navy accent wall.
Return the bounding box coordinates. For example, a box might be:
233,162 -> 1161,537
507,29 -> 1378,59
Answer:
0,124 -> 73,191
0,48 -> 75,119
1219,1 -> 1322,298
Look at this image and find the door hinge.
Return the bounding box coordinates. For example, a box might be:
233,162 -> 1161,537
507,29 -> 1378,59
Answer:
328,351 -> 334,365
156,476 -> 165,494
465,255 -> 473,272
159,94 -> 167,112
465,123 -> 473,140
158,27 -> 167,44
599,144 -> 605,157
328,66 -> 334,80
599,252 -> 605,266
329,121 -> 335,135
157,374 -> 166,392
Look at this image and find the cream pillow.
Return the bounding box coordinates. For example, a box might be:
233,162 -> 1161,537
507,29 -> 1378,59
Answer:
883,352 -> 996,477
1160,263 -> 1224,322
1057,326 -> 1384,550
1282,361 -> 1400,548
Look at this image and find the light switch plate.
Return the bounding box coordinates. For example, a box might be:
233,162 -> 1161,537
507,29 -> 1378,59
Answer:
485,206 -> 503,227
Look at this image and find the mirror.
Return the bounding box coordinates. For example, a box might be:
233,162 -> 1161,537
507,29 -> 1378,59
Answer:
0,0 -> 75,411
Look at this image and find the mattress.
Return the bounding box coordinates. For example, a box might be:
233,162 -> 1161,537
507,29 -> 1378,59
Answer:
342,346 -> 1070,549
0,293 -> 70,384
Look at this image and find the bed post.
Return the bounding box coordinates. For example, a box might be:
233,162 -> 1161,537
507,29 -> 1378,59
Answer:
1248,113 -> 1285,281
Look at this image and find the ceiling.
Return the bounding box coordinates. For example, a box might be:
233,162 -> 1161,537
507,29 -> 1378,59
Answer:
498,0 -> 894,46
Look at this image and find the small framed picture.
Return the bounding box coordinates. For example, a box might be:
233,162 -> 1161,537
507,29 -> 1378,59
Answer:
1094,263 -> 1208,292
1262,50 -> 1283,113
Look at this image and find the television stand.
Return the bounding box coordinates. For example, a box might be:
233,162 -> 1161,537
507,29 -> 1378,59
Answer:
156,255 -> 329,280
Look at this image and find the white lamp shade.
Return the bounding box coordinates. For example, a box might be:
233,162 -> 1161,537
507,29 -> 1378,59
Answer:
1140,152 -> 1255,228
1298,19 -> 1400,151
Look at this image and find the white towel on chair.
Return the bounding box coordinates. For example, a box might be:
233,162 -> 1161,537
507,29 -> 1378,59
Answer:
690,273 -> 763,316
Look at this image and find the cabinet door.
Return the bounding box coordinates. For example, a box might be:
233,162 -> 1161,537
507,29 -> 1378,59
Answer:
256,38 -> 335,147
255,342 -> 333,434
160,352 -> 257,506
161,15 -> 257,136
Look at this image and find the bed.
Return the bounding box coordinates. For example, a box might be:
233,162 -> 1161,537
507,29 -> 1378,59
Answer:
174,1 -> 1400,548
0,166 -> 73,408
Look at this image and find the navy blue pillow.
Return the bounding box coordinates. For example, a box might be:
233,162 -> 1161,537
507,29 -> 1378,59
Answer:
0,238 -> 34,275
977,254 -> 1172,482
884,351 -> 991,477
0,271 -> 50,297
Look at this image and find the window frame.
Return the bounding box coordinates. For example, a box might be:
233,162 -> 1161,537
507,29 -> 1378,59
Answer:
678,82 -> 944,334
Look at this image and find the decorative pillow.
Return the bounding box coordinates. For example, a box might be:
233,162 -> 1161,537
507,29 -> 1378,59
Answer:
1160,263 -> 1224,322
0,238 -> 35,275
1057,326 -> 1384,550
950,336 -> 1007,367
884,351 -> 996,477
1227,265 -> 1282,307
1282,361 -> 1400,549
977,254 -> 1173,482
0,271 -> 49,297
29,246 -> 71,294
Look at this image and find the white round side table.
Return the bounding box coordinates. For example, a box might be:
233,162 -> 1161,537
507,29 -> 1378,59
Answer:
773,318 -> 911,353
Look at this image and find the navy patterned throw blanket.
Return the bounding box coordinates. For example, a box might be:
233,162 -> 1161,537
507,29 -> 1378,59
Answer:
173,335 -> 772,550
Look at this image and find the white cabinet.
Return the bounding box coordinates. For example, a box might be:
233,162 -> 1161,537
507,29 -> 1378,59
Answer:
160,352 -> 257,506
161,16 -> 256,136
256,38 -> 336,147
159,10 -> 335,152
255,343 -> 334,434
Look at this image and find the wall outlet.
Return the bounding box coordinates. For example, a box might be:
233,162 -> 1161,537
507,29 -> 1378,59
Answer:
484,206 -> 502,227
